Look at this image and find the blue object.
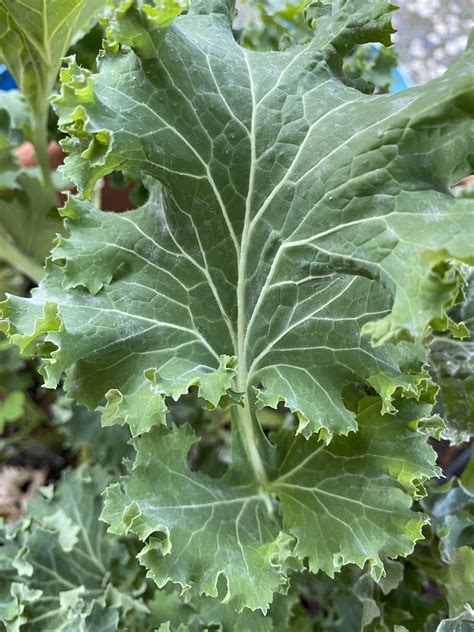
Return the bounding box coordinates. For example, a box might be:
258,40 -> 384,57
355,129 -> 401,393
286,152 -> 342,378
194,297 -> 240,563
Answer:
0,64 -> 17,91
390,65 -> 412,93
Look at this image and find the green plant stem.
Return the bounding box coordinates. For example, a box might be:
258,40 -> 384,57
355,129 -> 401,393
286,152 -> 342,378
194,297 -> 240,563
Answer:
232,62 -> 270,492
92,178 -> 103,210
0,100 -> 53,283
30,103 -> 54,191
234,278 -> 270,489
0,229 -> 44,283
231,399 -> 269,490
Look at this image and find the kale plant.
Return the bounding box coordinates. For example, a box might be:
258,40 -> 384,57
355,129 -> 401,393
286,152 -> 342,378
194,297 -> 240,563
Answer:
0,0 -> 473,628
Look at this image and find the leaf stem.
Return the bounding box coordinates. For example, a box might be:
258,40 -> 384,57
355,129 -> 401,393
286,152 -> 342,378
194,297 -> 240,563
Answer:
92,178 -> 103,210
0,228 -> 44,283
0,100 -> 54,283
30,102 -> 54,191
235,238 -> 269,488
231,402 -> 269,489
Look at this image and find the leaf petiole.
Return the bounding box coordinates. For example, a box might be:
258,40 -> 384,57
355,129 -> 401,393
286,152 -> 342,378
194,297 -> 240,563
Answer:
0,228 -> 44,283
231,399 -> 269,491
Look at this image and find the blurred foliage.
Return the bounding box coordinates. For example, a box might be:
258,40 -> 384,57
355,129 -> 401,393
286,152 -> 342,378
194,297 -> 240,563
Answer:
237,0 -> 312,50
430,268 -> 474,444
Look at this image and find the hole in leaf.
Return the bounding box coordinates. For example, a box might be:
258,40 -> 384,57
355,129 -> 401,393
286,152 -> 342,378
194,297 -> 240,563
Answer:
101,171 -> 140,213
342,382 -> 374,412
451,174 -> 474,198
168,390 -> 230,479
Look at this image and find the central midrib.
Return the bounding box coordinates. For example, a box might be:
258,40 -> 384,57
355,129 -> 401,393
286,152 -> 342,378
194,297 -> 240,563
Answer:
233,51 -> 269,491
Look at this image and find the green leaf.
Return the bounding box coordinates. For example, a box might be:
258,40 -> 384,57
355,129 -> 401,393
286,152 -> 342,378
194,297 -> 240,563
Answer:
430,268 -> 474,443
0,91 -> 28,188
0,0 -> 110,189
102,396 -> 438,611
3,461 -> 168,630
343,43 -> 398,94
422,476 -> 474,564
2,187 -> 244,437
0,91 -> 61,282
306,0 -> 397,57
104,0 -> 189,57
3,0 -> 472,439
430,336 -> 474,444
0,91 -> 29,137
238,1 -> 398,96
237,0 -> 313,51
461,452 -> 474,495
144,584 -> 292,631
0,466 -> 137,631
0,337 -> 31,391
0,173 -> 62,264
0,264 -> 27,302
0,0 -> 107,109
437,606 -> 474,632
420,475 -> 474,622
443,547 -> 474,618
101,423 -> 289,613
296,564 -> 403,631
269,398 -> 439,577
0,181 -> 429,440
0,391 -> 26,431
51,395 -> 131,468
